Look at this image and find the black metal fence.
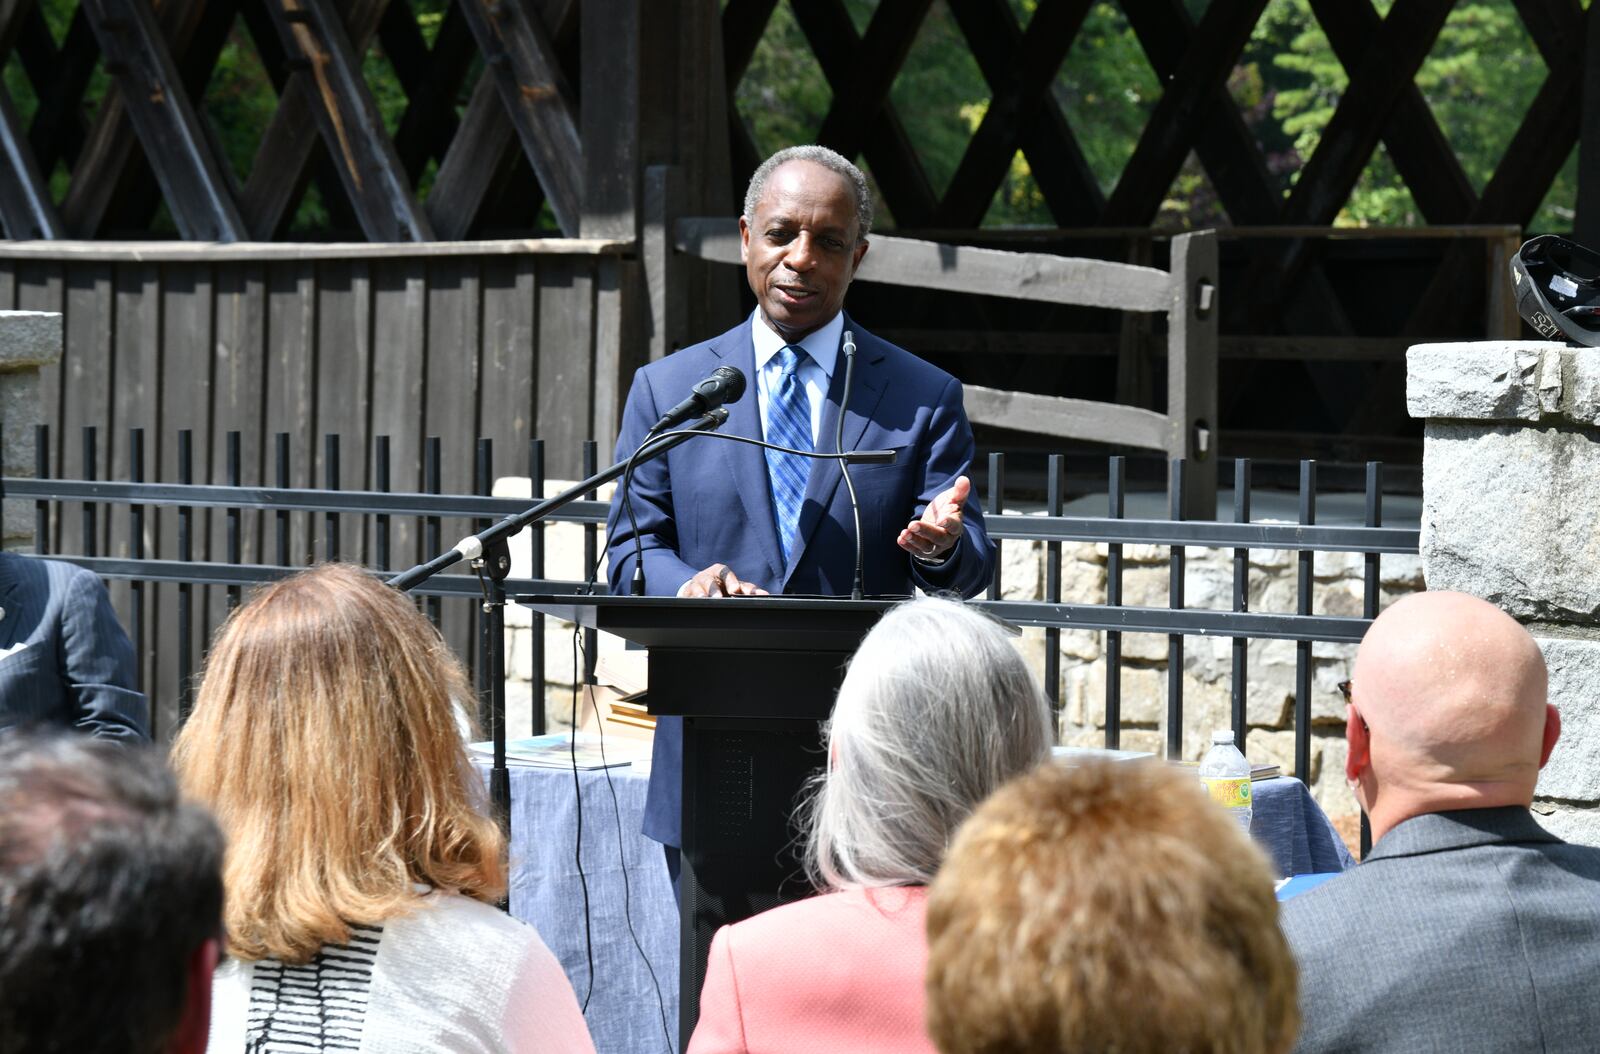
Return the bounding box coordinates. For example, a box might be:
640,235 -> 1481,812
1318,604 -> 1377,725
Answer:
6,427 -> 1419,789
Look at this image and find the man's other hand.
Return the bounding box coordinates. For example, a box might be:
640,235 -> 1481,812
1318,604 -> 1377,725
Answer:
897,475 -> 970,562
678,564 -> 770,598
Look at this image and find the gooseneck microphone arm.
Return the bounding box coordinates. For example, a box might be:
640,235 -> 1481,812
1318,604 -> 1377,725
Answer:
836,330 -> 867,601
388,409 -> 731,593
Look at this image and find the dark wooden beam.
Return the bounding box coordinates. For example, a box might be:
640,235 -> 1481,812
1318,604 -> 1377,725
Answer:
79,0 -> 246,241
1312,0 -> 1475,225
789,0 -> 939,226
427,0 -> 575,239
387,1 -> 475,181
427,75 -> 516,239
0,87 -> 62,238
722,0 -> 779,86
0,0 -> 34,59
1102,0 -> 1270,224
1577,0 -> 1600,243
1512,0 -> 1584,69
1124,1 -> 1283,224
937,0 -> 1094,227
456,0 -> 583,237
238,0 -> 387,239
262,0 -> 432,241
1281,0 -> 1454,226
61,0 -> 234,238
25,5 -> 97,173
813,0 -> 933,162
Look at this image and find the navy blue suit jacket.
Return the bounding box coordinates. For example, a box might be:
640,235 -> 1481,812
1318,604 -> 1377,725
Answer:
605,317 -> 994,845
0,552 -> 146,740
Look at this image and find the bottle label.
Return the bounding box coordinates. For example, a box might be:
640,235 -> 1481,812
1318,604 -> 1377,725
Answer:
1202,777 -> 1252,809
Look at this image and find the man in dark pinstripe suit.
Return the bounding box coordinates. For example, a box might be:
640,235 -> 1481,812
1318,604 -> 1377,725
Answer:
0,551 -> 145,740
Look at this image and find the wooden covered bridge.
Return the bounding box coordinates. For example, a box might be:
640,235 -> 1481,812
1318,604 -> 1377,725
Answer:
0,0 -> 1591,719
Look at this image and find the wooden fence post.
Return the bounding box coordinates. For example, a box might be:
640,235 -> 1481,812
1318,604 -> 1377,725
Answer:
644,165 -> 685,362
1168,230 -> 1219,520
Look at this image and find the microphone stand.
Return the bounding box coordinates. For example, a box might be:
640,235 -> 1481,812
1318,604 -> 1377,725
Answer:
388,410 -> 731,838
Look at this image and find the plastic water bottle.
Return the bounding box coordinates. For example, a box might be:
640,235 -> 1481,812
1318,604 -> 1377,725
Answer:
1199,730 -> 1253,833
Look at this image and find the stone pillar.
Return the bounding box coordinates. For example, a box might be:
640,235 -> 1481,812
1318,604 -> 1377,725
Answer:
1408,340 -> 1600,844
0,311 -> 61,548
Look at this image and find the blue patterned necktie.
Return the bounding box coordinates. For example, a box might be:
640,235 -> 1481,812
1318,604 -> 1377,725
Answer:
764,345 -> 814,563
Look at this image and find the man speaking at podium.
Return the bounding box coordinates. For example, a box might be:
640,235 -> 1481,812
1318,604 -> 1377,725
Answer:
604,145 -> 995,868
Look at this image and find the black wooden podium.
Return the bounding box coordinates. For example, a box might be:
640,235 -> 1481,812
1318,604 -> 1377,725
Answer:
520,594 -> 893,1049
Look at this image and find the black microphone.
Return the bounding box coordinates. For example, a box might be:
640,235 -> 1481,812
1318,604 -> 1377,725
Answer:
649,366 -> 746,435
836,330 -> 868,600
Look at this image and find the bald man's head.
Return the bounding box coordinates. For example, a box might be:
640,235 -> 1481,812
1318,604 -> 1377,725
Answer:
1347,591 -> 1555,834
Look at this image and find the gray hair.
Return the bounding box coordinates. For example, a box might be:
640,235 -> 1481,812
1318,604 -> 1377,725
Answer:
743,145 -> 873,242
802,597 -> 1053,890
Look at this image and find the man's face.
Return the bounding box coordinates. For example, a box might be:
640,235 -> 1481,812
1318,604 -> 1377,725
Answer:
740,160 -> 870,341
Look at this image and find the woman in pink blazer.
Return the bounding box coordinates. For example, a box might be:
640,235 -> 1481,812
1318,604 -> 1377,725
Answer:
687,597 -> 1054,1054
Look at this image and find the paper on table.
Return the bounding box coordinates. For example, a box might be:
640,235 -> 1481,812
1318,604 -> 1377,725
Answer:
471,732 -> 648,770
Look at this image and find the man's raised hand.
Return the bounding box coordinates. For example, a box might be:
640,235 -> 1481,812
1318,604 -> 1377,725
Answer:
897,475 -> 970,562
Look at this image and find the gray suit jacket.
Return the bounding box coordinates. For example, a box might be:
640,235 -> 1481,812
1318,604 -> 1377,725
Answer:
1282,806 -> 1600,1053
0,552 -> 146,740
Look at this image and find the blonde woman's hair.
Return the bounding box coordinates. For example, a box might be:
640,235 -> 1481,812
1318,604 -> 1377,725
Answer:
925,759 -> 1299,1054
170,563 -> 505,964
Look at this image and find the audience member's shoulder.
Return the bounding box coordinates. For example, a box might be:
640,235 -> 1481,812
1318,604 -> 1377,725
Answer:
410,890 -> 542,953
723,886 -> 926,948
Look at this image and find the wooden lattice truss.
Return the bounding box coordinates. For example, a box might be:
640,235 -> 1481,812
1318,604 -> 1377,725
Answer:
0,0 -> 586,241
0,0 -> 1586,250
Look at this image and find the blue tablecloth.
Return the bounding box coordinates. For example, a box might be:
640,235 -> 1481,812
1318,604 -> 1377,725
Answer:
486,764 -> 1352,1054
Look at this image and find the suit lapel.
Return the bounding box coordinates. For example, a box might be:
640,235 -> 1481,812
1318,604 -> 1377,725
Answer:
781,320 -> 888,591
712,327 -> 785,583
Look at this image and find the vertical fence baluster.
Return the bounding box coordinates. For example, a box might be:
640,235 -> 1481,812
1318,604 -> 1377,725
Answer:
80,427 -> 97,557
226,432 -> 241,610
324,435 -> 341,562
1105,456 -> 1124,749
424,437 -> 442,628
274,433 -> 290,567
374,437 -> 391,571
1361,460 -> 1381,858
986,452 -> 1004,600
33,424 -> 49,553
530,439 -> 546,736
1232,459 -> 1251,752
475,438 -> 494,717
582,440 -> 598,685
1044,454 -> 1063,720
1363,462 -> 1382,620
1295,460 -> 1317,783
1167,459 -> 1186,760
177,430 -> 194,725
129,429 -> 147,733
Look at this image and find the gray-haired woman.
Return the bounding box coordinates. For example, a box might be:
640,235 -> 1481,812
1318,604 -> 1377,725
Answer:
686,596 -> 1053,1054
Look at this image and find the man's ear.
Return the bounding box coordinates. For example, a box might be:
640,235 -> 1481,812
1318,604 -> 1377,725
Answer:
739,215 -> 751,264
1345,703 -> 1370,784
169,936 -> 220,1054
850,238 -> 869,275
1538,703 -> 1562,769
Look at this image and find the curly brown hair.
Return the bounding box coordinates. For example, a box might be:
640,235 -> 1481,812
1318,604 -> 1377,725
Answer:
925,759 -> 1299,1054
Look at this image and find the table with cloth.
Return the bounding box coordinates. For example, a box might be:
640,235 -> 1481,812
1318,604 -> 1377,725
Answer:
482,762 -> 1352,1054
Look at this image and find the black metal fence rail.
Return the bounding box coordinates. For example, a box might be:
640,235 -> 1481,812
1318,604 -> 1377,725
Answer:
6,427 -> 1419,791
